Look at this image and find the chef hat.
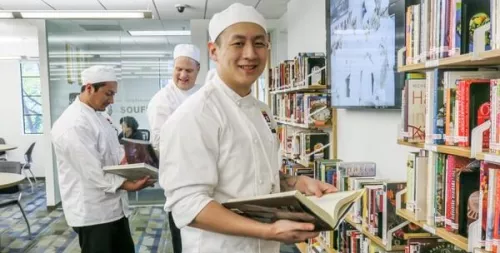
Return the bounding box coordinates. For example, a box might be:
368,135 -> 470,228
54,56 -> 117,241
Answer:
173,44 -> 200,63
209,3 -> 267,42
81,65 -> 117,85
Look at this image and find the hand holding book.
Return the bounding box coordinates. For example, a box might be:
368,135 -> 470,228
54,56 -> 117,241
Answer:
294,175 -> 338,197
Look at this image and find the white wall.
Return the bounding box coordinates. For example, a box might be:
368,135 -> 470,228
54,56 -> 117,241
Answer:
0,20 -> 46,178
284,0 -> 412,180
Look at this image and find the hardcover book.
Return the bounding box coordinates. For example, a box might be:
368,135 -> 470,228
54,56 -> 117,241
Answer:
223,189 -> 364,232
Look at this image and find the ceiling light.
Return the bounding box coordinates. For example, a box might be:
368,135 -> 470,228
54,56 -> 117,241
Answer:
0,12 -> 14,18
18,10 -> 152,19
128,30 -> 191,36
0,56 -> 21,60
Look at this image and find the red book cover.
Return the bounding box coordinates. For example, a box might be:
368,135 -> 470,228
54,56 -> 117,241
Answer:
445,155 -> 471,232
458,79 -> 491,147
478,102 -> 491,149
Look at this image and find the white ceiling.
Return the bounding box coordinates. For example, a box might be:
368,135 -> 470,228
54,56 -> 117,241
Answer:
0,0 -> 290,19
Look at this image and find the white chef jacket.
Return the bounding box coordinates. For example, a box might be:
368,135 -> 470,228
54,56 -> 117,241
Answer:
147,81 -> 201,150
159,73 -> 282,253
51,97 -> 129,227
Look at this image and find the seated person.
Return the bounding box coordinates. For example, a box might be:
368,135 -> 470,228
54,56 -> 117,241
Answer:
118,116 -> 144,143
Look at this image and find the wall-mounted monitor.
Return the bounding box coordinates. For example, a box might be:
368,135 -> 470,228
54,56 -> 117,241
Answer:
326,0 -> 405,109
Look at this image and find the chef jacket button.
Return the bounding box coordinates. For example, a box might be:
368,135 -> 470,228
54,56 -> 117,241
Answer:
253,139 -> 258,143
236,101 -> 241,106
259,179 -> 263,184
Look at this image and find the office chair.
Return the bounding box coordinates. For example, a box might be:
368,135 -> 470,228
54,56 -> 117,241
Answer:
21,142 -> 37,192
137,129 -> 150,141
0,138 -> 6,161
0,161 -> 31,239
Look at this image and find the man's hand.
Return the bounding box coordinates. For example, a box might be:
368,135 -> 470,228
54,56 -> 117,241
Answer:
264,220 -> 319,244
120,176 -> 154,191
295,176 -> 337,197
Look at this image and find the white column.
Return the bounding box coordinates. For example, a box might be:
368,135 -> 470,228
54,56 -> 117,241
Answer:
33,20 -> 60,207
190,19 -> 210,84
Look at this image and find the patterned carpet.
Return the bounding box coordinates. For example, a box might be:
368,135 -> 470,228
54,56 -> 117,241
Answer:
0,181 -> 300,253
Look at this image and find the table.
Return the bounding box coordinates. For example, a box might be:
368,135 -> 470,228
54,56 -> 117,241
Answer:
0,172 -> 25,190
0,145 -> 17,152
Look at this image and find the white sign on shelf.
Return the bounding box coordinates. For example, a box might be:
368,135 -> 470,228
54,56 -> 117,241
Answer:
423,224 -> 436,234
484,154 -> 500,164
424,59 -> 439,68
425,144 -> 438,152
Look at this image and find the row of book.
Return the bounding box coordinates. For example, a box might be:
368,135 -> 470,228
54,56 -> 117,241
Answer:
404,0 -> 498,65
406,148 -> 500,251
302,159 -> 467,252
271,93 -> 331,127
269,52 -> 327,91
278,126 -> 330,163
400,69 -> 500,151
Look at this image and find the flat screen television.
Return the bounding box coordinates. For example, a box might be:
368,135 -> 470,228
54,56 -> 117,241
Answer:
326,0 -> 406,109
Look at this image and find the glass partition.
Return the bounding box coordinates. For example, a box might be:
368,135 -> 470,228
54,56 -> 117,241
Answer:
46,19 -> 191,205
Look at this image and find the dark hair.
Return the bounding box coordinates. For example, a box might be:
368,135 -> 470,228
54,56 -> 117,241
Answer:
80,82 -> 108,93
120,116 -> 139,131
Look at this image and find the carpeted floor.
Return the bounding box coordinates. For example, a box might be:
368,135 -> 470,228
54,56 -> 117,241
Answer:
0,180 -> 299,253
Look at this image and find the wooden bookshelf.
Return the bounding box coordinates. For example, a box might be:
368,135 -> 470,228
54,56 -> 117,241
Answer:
473,249 -> 491,253
396,209 -> 468,251
316,236 -> 338,253
295,242 -> 308,253
397,49 -> 500,73
270,84 -> 327,94
397,140 -> 425,148
275,119 -> 331,130
424,144 -> 472,158
344,217 -> 406,252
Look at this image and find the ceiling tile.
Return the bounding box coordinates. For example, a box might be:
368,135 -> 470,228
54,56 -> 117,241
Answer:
205,0 -> 258,18
0,0 -> 53,10
155,0 -> 205,20
42,0 -> 103,10
98,0 -> 151,10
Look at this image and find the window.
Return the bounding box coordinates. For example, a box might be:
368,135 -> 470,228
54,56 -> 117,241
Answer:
20,61 -> 43,134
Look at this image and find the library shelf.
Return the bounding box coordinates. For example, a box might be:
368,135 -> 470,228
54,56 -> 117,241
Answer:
397,49 -> 500,73
318,236 -> 337,253
275,119 -> 331,130
270,84 -> 328,94
473,249 -> 491,253
344,217 -> 406,252
397,140 -> 425,148
396,209 -> 468,251
424,144 -> 472,158
295,242 -> 308,253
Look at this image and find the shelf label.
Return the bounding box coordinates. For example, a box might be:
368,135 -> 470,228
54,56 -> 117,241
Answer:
425,144 -> 438,152
484,154 -> 500,164
425,59 -> 439,68
423,224 -> 436,234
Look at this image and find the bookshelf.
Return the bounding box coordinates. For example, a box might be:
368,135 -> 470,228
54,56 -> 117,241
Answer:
397,49 -> 500,73
396,1 -> 500,252
295,242 -> 308,253
396,209 -> 468,251
344,217 -> 406,252
270,83 -> 327,94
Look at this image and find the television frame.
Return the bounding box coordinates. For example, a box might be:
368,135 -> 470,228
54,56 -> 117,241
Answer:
325,0 -> 406,110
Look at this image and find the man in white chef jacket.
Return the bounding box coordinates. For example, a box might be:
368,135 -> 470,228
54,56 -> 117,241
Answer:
147,44 -> 202,150
159,3 -> 337,253
51,65 -> 153,253
147,44 -> 202,253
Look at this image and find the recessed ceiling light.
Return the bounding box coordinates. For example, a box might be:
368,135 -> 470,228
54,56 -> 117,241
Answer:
128,30 -> 191,36
18,10 -> 153,19
0,12 -> 14,18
